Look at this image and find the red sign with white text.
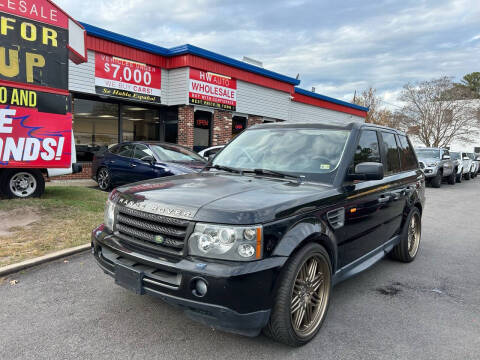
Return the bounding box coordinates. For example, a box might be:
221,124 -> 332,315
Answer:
95,52 -> 162,104
0,0 -> 68,28
0,105 -> 72,168
189,69 -> 237,111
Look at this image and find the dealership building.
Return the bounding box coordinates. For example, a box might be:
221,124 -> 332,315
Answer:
67,22 -> 368,174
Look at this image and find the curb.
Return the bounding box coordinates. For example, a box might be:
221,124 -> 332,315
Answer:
0,243 -> 91,277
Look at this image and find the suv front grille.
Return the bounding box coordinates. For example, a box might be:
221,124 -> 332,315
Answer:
115,205 -> 190,256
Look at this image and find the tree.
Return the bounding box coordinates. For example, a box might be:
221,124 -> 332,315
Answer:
459,72 -> 480,97
352,87 -> 395,127
397,76 -> 479,148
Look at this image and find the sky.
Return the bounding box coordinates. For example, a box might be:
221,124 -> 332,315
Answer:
56,0 -> 480,108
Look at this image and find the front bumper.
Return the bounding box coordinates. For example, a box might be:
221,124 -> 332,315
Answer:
422,166 -> 439,178
91,226 -> 287,336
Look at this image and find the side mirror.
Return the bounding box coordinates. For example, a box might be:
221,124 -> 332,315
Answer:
141,155 -> 156,165
442,154 -> 450,160
463,156 -> 470,161
348,162 -> 384,181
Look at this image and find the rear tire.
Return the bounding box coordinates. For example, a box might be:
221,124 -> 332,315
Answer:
431,173 -> 442,188
263,243 -> 332,347
0,169 -> 45,199
390,208 -> 421,263
464,172 -> 471,180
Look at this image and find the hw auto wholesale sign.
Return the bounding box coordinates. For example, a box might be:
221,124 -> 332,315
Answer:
0,0 -> 76,168
189,68 -> 237,111
95,52 -> 162,104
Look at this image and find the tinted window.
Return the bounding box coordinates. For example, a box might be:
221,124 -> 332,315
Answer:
151,144 -> 205,162
397,135 -> 418,170
381,132 -> 401,175
112,144 -> 134,158
133,144 -> 154,160
354,130 -> 381,166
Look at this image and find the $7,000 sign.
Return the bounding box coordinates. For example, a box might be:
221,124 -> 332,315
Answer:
95,53 -> 162,104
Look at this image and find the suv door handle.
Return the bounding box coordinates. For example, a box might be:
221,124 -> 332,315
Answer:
378,195 -> 391,203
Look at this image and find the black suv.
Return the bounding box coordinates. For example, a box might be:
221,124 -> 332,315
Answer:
92,122 -> 425,346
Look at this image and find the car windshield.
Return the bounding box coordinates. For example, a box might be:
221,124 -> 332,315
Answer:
212,127 -> 351,183
150,144 -> 205,162
415,149 -> 440,159
450,152 -> 460,160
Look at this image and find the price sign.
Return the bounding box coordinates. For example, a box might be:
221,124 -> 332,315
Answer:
95,53 -> 161,104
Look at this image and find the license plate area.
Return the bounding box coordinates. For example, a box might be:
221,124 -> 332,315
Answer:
115,263 -> 144,295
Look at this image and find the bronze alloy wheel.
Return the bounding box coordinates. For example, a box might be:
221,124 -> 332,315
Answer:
407,212 -> 421,258
290,254 -> 331,337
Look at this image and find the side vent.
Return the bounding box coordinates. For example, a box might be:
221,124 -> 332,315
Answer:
327,208 -> 345,230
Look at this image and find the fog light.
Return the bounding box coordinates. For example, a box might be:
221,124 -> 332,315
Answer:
193,278 -> 208,297
238,243 -> 255,258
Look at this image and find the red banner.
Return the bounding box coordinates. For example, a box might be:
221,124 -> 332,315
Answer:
0,0 -> 69,28
0,105 -> 72,168
95,52 -> 162,103
189,69 -> 237,111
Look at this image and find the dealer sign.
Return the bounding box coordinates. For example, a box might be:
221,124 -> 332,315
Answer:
95,52 -> 162,104
189,68 -> 237,111
0,0 -> 86,168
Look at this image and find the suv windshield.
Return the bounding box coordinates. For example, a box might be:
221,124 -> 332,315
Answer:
212,128 -> 351,183
450,152 -> 460,160
415,149 -> 440,159
151,144 -> 205,162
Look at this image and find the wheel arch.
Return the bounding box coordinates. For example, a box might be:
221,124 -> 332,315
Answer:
271,218 -> 338,273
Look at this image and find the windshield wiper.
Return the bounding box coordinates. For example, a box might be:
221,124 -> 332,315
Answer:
244,168 -> 304,183
203,164 -> 244,174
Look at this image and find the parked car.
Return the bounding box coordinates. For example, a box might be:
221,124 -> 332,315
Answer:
92,142 -> 206,191
466,152 -> 479,178
449,152 -> 466,183
198,145 -> 225,159
474,154 -> 480,177
92,122 -> 425,346
415,147 -> 455,187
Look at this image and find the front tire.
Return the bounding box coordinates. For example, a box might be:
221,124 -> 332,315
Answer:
263,243 -> 332,347
0,169 -> 45,199
456,173 -> 462,183
447,172 -> 455,185
431,173 -> 442,188
390,208 -> 421,263
97,167 -> 111,191
464,172 -> 471,180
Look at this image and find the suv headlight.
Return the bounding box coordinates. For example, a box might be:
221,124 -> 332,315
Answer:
188,223 -> 263,261
104,198 -> 116,231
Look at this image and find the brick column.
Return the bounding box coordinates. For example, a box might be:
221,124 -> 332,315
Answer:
212,110 -> 233,146
177,105 -> 194,148
248,115 -> 263,127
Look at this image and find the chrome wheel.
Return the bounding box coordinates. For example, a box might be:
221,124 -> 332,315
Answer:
97,168 -> 110,190
9,172 -> 37,198
290,254 -> 330,337
407,213 -> 421,258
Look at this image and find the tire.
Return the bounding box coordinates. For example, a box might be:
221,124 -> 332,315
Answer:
390,208 -> 421,263
431,173 -> 442,188
263,243 -> 332,347
0,169 -> 45,199
464,172 -> 471,180
447,171 -> 455,185
456,173 -> 462,183
97,167 -> 111,191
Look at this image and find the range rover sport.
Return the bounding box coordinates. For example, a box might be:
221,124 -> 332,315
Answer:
92,122 -> 425,347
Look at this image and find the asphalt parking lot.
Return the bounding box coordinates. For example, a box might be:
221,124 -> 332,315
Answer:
1,179 -> 479,360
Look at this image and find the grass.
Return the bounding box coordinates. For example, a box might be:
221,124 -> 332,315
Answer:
0,186 -> 108,267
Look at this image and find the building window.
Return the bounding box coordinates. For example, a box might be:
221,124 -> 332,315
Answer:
122,106 -> 159,142
164,108 -> 179,143
73,98 -> 119,162
194,110 -> 212,152
232,116 -> 247,137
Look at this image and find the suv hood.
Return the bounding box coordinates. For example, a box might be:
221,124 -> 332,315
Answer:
115,172 -> 338,224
